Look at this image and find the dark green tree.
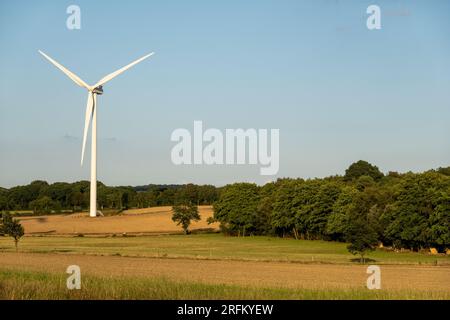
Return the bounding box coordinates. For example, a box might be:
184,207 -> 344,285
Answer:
271,179 -> 302,238
382,172 -> 450,251
326,186 -> 358,241
344,160 -> 383,182
1,213 -> 25,251
212,183 -> 260,236
254,182 -> 277,235
0,191 -> 8,211
171,204 -> 200,234
29,196 -> 57,214
302,180 -> 342,239
437,166 -> 450,176
345,212 -> 378,263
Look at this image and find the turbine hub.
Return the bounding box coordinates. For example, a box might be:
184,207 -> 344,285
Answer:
92,85 -> 103,95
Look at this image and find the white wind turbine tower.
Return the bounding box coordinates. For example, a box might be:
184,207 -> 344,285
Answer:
39,50 -> 154,217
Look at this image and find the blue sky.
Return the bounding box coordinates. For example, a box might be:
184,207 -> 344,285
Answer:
0,0 -> 449,187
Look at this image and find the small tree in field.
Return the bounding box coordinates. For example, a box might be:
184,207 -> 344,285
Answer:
172,204 -> 200,235
345,216 -> 378,264
1,213 -> 25,252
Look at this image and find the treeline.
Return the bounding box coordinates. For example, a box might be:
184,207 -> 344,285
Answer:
0,182 -> 218,213
1,160 -> 449,251
211,161 -> 450,251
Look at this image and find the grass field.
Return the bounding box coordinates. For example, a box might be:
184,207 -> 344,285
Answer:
0,233 -> 448,265
1,208 -> 449,300
1,269 -> 447,300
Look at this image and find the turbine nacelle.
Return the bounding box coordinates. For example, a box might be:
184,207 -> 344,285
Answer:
92,85 -> 103,95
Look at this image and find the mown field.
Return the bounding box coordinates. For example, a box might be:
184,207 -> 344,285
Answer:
1,208 -> 449,300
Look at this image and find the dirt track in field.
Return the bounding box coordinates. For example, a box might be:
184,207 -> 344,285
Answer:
18,206 -> 218,235
0,252 -> 448,292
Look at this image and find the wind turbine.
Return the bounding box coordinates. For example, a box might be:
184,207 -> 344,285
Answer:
39,50 -> 154,217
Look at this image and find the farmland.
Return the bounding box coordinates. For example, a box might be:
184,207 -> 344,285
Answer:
1,233 -> 449,265
17,206 -> 218,236
0,206 -> 449,300
2,268 -> 447,300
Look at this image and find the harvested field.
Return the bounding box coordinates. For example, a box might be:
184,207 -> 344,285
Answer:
17,206 -> 218,235
2,209 -> 449,300
0,252 -> 449,293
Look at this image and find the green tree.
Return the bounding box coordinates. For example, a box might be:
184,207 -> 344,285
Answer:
382,172 -> 450,250
42,182 -> 72,208
344,160 -> 383,182
157,188 -> 177,206
0,192 -> 8,211
302,180 -> 342,239
271,179 -> 302,238
212,183 -> 260,236
437,166 -> 450,176
355,175 -> 375,191
29,196 -> 57,214
255,182 -> 277,235
171,204 -> 200,234
326,186 -> 358,241
1,213 -> 25,251
171,185 -> 201,234
175,184 -> 199,205
0,213 -> 5,236
292,179 -> 322,240
197,185 -> 219,204
272,179 -> 342,240
345,212 -> 378,263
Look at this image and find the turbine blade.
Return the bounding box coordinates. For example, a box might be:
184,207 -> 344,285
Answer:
94,52 -> 154,87
81,93 -> 94,165
38,50 -> 90,90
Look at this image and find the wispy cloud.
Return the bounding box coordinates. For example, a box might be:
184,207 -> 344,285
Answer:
63,134 -> 79,142
104,137 -> 117,142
